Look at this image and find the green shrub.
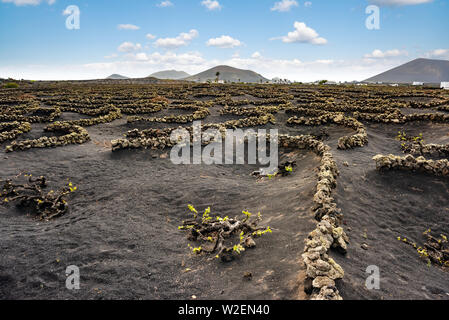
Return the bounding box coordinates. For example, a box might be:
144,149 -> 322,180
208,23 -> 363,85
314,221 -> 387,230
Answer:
3,82 -> 19,89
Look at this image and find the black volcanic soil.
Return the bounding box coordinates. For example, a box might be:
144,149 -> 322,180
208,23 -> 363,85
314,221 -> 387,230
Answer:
1,95 -> 449,300
0,118 -> 322,300
332,122 -> 449,300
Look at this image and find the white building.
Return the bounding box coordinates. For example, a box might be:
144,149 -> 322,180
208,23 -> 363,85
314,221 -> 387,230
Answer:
271,77 -> 292,84
412,81 -> 424,86
441,82 -> 449,90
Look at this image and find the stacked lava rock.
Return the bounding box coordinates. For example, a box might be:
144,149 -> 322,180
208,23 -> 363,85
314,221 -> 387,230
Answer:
373,154 -> 449,176
5,122 -> 90,152
0,121 -> 31,143
278,134 -> 348,300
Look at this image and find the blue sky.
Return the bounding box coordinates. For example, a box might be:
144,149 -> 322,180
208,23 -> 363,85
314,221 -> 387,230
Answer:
0,0 -> 448,81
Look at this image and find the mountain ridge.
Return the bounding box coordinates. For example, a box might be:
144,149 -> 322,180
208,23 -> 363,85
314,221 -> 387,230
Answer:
106,74 -> 129,80
149,70 -> 190,80
184,65 -> 269,83
364,58 -> 449,84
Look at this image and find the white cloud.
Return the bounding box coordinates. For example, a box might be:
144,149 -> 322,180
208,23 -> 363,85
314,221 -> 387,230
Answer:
206,35 -> 242,48
154,51 -> 206,65
425,48 -> 449,60
316,59 -> 333,64
105,53 -> 118,59
146,34 -> 156,40
117,24 -> 140,31
369,0 -> 433,6
271,0 -> 298,12
304,1 -> 312,7
125,51 -> 206,65
81,51 -> 207,78
1,0 -> 54,5
251,52 -> 262,59
201,0 -> 221,11
155,29 -> 199,49
118,42 -> 142,53
134,53 -> 149,61
221,55 -> 408,82
364,49 -> 408,59
3,51 -> 411,82
274,21 -> 327,45
157,1 -> 173,7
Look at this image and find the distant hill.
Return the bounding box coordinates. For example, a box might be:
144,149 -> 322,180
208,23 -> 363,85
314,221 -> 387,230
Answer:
106,74 -> 129,80
149,70 -> 190,80
100,76 -> 173,84
364,58 -> 449,84
184,65 -> 269,83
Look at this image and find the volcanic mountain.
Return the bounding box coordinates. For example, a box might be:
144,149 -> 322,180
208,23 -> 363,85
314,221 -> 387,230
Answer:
184,65 -> 269,83
149,70 -> 190,80
106,74 -> 129,80
364,58 -> 449,84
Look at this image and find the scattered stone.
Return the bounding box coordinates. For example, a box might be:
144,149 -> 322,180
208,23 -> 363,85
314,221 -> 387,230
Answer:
304,277 -> 313,295
244,237 -> 256,248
